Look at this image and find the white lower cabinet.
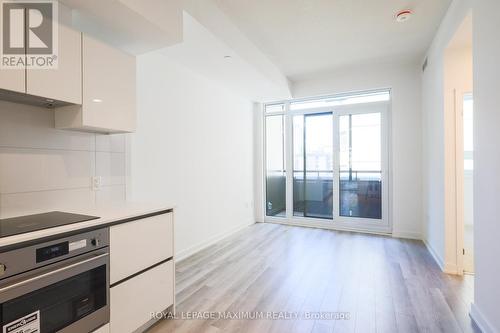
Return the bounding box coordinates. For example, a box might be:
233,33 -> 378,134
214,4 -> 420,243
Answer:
92,324 -> 110,333
108,212 -> 175,333
110,260 -> 174,333
110,213 -> 173,284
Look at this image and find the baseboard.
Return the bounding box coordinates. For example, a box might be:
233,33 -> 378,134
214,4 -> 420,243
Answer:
471,303 -> 498,333
263,219 -> 392,237
175,221 -> 254,263
392,230 -> 422,240
422,239 -> 460,274
423,239 -> 445,271
443,262 -> 459,275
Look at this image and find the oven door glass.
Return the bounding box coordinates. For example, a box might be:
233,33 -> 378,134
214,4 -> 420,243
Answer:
0,265 -> 106,333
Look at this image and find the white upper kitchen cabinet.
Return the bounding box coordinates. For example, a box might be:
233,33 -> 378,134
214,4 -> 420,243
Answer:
26,21 -> 82,104
55,34 -> 136,133
0,68 -> 25,94
0,3 -> 25,94
1,3 -> 81,104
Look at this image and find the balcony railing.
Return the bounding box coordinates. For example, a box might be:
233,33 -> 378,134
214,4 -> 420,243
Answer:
266,170 -> 382,219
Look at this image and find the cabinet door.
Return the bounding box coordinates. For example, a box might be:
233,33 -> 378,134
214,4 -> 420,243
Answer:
110,213 -> 173,284
82,34 -> 136,132
110,260 -> 174,333
0,3 -> 25,94
0,68 -> 25,93
92,324 -> 110,333
26,23 -> 82,104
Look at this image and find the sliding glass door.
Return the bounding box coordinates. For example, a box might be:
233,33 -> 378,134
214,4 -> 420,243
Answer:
339,112 -> 382,219
293,113 -> 334,219
265,114 -> 286,217
264,91 -> 390,232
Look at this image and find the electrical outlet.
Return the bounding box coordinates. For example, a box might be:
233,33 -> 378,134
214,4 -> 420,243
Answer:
91,176 -> 102,191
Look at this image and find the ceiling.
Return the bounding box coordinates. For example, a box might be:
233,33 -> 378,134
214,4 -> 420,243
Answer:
159,12 -> 291,101
58,0 -> 292,101
59,0 -> 183,54
214,0 -> 452,81
59,0 -> 452,102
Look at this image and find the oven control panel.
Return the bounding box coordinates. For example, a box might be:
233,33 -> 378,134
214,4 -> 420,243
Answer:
36,241 -> 69,262
0,228 -> 109,280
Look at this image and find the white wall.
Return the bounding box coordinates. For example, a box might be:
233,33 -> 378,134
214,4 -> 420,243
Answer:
287,61 -> 422,239
471,0 -> 500,331
253,103 -> 265,222
421,0 -> 500,330
0,101 -> 126,217
129,51 -> 255,260
421,0 -> 471,272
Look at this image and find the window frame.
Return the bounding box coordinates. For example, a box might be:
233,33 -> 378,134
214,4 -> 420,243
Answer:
263,89 -> 392,234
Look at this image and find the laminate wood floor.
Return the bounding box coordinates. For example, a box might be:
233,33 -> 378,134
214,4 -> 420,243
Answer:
148,223 -> 478,333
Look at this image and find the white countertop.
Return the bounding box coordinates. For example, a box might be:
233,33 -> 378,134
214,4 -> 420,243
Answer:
0,202 -> 175,249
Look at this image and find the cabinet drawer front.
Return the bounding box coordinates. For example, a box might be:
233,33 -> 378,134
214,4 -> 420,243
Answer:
110,260 -> 174,333
110,213 -> 173,284
92,324 -> 110,333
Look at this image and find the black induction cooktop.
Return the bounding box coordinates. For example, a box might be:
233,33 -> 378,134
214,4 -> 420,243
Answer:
0,211 -> 100,238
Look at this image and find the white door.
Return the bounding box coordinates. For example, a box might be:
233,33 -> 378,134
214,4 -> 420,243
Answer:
332,103 -> 390,233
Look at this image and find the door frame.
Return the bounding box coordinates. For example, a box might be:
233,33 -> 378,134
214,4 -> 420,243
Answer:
332,102 -> 391,232
263,97 -> 392,235
455,90 -> 473,275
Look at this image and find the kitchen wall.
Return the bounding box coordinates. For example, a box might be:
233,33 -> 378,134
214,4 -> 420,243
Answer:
0,101 -> 127,217
283,61 -> 423,239
421,0 -> 471,272
129,50 -> 255,260
471,0 -> 500,331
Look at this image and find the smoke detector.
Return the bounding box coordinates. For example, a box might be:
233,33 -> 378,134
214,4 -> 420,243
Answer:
396,10 -> 413,23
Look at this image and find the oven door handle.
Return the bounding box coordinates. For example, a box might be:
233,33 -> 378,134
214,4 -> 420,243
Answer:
0,252 -> 108,294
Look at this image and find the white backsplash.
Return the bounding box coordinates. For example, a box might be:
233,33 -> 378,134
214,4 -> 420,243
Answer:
0,100 -> 127,216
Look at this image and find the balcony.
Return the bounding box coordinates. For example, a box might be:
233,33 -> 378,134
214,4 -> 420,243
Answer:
266,170 -> 382,219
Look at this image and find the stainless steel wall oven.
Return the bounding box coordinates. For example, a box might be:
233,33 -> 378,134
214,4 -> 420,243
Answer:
0,228 -> 109,333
